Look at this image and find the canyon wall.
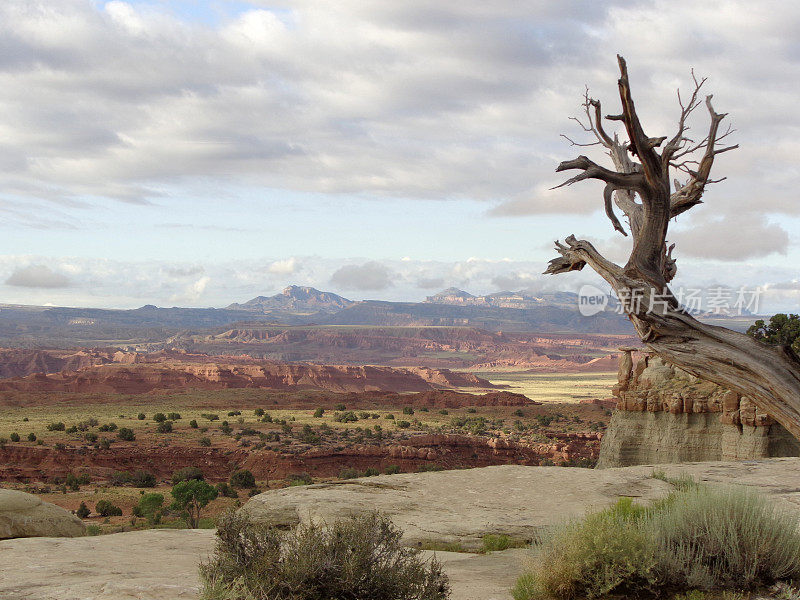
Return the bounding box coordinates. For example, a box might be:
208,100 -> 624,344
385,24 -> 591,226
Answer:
597,350 -> 800,468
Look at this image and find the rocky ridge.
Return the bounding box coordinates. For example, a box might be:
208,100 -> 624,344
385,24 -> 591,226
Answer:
0,351 -> 496,395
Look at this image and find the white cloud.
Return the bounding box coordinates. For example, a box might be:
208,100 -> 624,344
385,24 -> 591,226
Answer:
670,214 -> 789,261
5,264 -> 70,288
1,0 -> 797,225
330,261 -> 394,291
268,257 -> 299,276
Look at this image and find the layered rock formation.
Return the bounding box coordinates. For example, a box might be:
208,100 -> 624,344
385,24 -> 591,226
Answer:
597,350 -> 800,467
0,429 -> 600,483
0,488 -> 85,539
0,348 -> 116,378
0,352 -> 496,396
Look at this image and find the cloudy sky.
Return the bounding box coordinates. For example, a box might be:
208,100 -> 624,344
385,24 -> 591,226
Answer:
1,0 -> 799,311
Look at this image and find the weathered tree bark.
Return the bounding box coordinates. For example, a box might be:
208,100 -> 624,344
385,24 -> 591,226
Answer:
546,56 -> 800,440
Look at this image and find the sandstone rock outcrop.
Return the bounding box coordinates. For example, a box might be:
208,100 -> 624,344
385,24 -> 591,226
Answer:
598,350 -> 800,468
0,488 -> 85,539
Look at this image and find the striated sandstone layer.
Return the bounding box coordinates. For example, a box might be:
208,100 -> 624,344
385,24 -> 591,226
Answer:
0,352 -> 496,396
597,351 -> 800,468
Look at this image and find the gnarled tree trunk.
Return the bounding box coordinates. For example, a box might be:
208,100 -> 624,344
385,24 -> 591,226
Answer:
546,56 -> 800,440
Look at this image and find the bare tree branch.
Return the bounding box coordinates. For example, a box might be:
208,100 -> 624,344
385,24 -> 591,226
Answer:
552,155 -> 645,191
669,95 -> 738,217
544,57 -> 800,443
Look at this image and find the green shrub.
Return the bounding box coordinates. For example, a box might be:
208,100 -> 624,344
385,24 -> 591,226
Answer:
135,492 -> 164,521
27,432 -> 37,442
397,420 -> 411,428
171,480 -> 218,528
334,411 -> 358,423
76,501 -> 90,519
199,436 -> 211,447
385,413 -> 395,420
168,412 -> 181,421
86,524 -> 101,536
85,432 -> 98,443
137,413 -> 146,420
363,467 -> 380,477
385,465 -> 401,475
189,419 -> 198,428
216,482 -> 239,498
254,408 -> 265,417
202,413 -> 220,421
403,406 -> 414,415
200,511 -> 449,600
227,410 -> 241,417
313,407 -> 324,418
156,421 -> 173,433
339,467 -> 360,479
95,499 -> 123,517
98,422 -> 117,432
173,466 -> 204,483
229,469 -> 256,489
112,469 -> 156,488
333,403 -> 346,411
9,432 -> 20,442
287,472 -> 312,486
47,422 -> 65,431
513,486 -> 800,600
153,412 -> 167,423
65,472 -> 88,491
117,427 -> 135,441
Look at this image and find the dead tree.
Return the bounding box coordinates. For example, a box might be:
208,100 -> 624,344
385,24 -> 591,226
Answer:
545,56 -> 800,439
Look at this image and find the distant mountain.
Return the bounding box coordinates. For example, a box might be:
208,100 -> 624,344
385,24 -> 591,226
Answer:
1,284 -> 758,350
425,288 -> 600,310
226,286 -> 353,313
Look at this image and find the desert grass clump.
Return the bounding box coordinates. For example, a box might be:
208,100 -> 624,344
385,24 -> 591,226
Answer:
513,484 -> 800,600
200,511 -> 450,600
651,485 -> 800,590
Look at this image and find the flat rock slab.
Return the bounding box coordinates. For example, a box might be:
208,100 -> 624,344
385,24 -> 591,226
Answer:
243,463 -> 677,549
0,528 -> 524,600
0,529 -> 215,600
243,458 -> 800,549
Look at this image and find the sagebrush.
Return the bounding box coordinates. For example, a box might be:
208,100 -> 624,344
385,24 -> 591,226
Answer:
514,484 -> 800,599
200,511 -> 450,600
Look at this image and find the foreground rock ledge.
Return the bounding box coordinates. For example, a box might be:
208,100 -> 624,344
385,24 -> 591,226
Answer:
2,459 -> 799,600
